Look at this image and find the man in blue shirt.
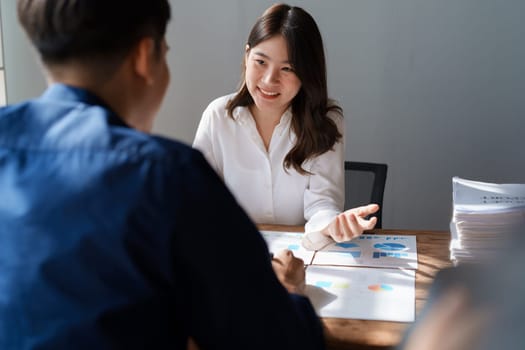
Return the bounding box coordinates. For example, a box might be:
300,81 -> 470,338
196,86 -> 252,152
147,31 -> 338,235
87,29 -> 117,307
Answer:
0,1 -> 324,349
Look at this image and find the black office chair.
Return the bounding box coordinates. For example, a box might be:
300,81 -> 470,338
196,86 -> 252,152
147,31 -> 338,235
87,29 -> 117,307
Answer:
344,161 -> 388,228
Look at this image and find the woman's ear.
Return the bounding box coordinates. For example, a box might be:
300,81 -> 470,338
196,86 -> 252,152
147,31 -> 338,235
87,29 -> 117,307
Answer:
244,44 -> 250,66
132,37 -> 156,85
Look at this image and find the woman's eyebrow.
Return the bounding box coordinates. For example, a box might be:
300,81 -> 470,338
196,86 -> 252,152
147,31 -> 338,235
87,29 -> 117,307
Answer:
253,51 -> 290,64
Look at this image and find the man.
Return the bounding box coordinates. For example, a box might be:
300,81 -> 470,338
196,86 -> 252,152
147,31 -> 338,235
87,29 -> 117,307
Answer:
0,1 -> 324,349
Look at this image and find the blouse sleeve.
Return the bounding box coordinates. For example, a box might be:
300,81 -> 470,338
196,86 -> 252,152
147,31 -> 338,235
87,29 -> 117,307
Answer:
302,110 -> 345,250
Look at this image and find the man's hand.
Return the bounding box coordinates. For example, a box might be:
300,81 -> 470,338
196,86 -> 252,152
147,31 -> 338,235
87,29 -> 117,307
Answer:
321,204 -> 379,242
271,249 -> 306,295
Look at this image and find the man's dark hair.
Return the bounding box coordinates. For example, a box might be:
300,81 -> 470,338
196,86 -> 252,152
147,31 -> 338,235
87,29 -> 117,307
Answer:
17,0 -> 171,68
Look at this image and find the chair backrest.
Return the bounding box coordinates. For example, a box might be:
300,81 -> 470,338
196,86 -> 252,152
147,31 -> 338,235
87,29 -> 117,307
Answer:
344,161 -> 388,228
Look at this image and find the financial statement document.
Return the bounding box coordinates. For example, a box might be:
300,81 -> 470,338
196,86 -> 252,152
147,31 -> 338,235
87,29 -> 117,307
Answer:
261,230 -> 417,322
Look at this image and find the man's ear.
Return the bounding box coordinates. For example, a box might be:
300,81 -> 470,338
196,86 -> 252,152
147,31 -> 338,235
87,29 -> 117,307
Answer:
132,37 -> 156,85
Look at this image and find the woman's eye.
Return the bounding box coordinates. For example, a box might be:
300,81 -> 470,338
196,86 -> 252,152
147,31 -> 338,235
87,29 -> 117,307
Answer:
282,67 -> 294,72
255,59 -> 265,65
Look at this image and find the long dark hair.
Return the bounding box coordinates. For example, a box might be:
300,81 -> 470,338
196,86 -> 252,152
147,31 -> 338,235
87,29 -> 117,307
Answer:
227,3 -> 342,174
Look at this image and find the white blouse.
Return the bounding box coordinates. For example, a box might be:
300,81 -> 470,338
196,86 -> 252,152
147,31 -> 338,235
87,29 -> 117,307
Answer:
193,93 -> 345,249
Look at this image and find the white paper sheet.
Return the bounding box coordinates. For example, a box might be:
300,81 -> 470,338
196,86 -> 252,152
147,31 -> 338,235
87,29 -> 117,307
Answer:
312,234 -> 418,269
260,230 -> 315,265
452,176 -> 525,212
305,265 -> 415,322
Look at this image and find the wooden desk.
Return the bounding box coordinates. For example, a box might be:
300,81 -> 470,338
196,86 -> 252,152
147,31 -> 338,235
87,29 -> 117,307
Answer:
258,225 -> 453,350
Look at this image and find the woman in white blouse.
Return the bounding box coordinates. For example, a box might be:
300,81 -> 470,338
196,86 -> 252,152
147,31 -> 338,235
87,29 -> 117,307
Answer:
193,3 -> 379,250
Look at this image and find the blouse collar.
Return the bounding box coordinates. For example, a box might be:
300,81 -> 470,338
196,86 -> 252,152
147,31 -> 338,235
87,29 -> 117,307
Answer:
232,104 -> 293,127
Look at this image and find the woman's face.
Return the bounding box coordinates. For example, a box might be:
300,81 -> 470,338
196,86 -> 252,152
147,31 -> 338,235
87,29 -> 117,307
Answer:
245,35 -> 301,117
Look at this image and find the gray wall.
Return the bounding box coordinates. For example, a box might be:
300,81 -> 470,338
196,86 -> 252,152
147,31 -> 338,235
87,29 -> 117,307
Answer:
0,1 -> 47,103
2,0 -> 524,230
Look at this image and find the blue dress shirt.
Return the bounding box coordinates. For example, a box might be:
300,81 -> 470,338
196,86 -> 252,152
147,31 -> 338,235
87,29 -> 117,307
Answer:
0,84 -> 324,349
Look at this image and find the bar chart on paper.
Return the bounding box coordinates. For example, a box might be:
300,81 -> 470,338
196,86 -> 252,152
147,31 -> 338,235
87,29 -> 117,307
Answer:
259,230 -> 418,322
312,234 -> 418,269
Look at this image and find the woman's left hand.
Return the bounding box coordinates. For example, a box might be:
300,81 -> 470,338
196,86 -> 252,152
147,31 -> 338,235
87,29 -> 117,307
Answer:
321,204 -> 379,242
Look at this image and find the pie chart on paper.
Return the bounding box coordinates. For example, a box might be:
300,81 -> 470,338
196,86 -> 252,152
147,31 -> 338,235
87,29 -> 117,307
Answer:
368,284 -> 394,292
373,243 -> 406,251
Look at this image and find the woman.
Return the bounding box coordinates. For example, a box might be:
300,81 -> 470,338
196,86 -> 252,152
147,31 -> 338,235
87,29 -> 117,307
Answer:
193,3 -> 378,250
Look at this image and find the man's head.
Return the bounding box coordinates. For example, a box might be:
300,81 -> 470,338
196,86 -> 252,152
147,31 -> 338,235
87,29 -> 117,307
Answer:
17,0 -> 170,82
17,0 -> 172,132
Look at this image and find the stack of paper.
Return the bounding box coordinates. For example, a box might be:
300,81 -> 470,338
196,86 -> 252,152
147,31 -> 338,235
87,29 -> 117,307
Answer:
450,177 -> 525,264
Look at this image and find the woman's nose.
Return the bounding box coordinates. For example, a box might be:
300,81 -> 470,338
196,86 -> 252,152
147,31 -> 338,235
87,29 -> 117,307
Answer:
262,68 -> 279,84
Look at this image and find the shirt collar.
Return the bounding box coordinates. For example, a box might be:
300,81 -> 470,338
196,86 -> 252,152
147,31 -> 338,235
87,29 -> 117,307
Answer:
40,83 -> 130,128
41,83 -> 108,106
232,104 -> 293,126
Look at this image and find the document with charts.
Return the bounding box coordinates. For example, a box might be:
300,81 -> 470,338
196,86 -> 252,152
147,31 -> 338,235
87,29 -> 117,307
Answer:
312,234 -> 418,269
260,230 -> 315,265
260,230 -> 417,322
305,265 -> 415,321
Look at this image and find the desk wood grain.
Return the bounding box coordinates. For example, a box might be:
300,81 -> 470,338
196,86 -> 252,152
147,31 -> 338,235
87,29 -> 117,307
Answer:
258,225 -> 453,350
